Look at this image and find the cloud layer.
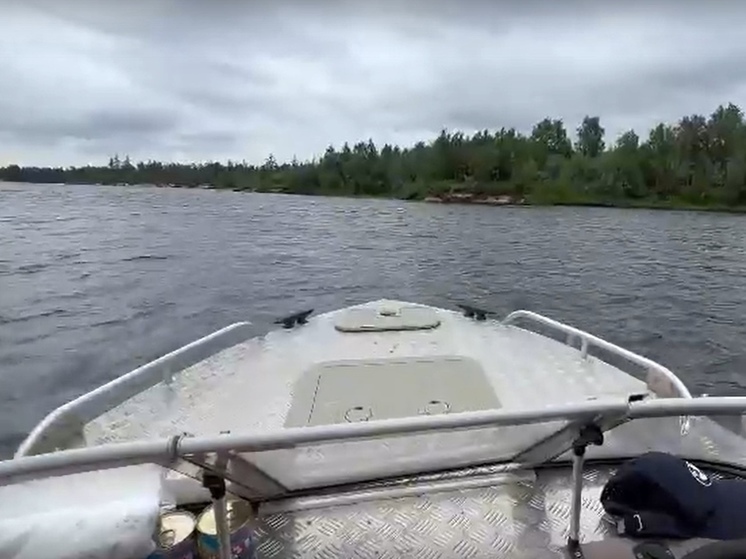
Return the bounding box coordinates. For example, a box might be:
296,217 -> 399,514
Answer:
2,1 -> 746,166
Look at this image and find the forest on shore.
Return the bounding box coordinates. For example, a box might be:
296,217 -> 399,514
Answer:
3,102 -> 746,209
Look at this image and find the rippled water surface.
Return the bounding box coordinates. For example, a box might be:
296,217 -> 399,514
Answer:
2,182 -> 746,457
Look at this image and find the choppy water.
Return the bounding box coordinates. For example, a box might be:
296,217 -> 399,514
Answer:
2,182 -> 746,457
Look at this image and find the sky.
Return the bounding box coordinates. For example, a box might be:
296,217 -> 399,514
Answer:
1,1 -> 746,167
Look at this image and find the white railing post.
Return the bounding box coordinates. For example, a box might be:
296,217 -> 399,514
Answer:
580,337 -> 589,360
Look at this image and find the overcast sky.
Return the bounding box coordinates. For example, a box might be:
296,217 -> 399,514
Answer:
1,1 -> 745,167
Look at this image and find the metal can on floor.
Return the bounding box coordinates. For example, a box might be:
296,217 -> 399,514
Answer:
196,499 -> 256,559
148,510 -> 197,559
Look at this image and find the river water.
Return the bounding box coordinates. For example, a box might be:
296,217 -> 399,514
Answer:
2,182 -> 746,457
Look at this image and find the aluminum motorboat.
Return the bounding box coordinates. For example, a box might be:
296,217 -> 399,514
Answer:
2,299 -> 746,559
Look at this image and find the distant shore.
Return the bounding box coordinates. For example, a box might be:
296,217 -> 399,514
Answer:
4,101 -> 746,212
5,178 -> 746,213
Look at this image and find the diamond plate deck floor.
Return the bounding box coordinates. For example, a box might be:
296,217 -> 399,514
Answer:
253,466 -> 617,559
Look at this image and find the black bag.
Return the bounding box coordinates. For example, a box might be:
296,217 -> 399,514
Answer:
600,452 -> 746,540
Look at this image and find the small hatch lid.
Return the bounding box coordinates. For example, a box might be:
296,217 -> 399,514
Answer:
334,304 -> 441,333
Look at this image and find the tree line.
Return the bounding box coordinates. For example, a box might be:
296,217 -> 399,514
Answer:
3,102 -> 746,208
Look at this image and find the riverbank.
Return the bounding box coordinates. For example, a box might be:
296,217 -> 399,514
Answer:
422,192 -> 526,206
6,178 -> 746,213
240,182 -> 746,214
424,194 -> 746,214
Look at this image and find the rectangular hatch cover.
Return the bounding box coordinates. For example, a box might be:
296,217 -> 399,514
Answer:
286,355 -> 501,428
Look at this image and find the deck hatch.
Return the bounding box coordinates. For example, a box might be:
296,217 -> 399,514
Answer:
334,305 -> 441,332
285,356 -> 501,428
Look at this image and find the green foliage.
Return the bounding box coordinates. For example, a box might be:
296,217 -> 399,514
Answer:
4,103 -> 746,208
576,116 -> 605,158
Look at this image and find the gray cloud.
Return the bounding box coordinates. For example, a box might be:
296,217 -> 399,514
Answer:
1,0 -> 746,166
0,108 -> 180,144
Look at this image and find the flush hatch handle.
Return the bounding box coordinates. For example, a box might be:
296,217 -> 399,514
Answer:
378,307 -> 400,317
421,400 -> 450,415
344,406 -> 372,422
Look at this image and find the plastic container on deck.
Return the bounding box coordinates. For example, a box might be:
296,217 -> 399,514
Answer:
196,499 -> 256,559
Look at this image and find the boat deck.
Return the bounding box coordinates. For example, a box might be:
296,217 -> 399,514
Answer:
82,300 -> 648,447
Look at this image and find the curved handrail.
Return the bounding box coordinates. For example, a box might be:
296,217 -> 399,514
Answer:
0,398 -> 643,486
502,310 -> 692,399
4,396 -> 746,488
16,321 -> 253,458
